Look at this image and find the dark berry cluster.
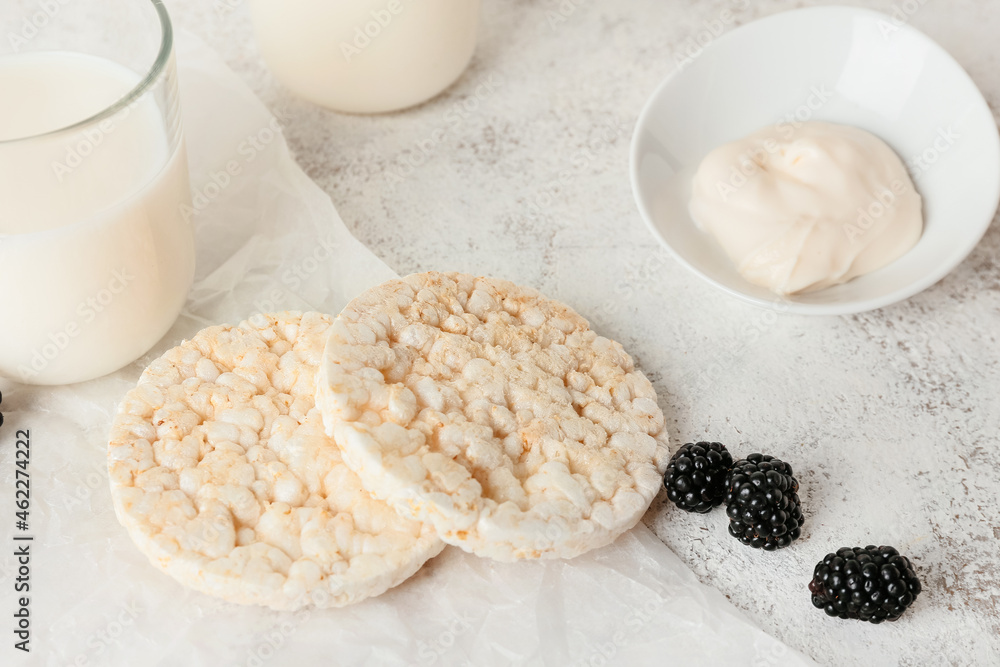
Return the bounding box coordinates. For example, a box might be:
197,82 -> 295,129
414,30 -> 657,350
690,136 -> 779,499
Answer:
809,546 -> 922,623
723,453 -> 803,551
663,442 -> 733,513
662,437 -> 924,624
663,446 -> 804,550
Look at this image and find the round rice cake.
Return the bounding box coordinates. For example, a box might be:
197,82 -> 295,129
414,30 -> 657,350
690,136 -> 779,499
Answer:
316,272 -> 670,561
108,311 -> 443,610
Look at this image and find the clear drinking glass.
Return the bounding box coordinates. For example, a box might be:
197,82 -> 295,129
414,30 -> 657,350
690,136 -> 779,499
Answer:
0,0 -> 194,385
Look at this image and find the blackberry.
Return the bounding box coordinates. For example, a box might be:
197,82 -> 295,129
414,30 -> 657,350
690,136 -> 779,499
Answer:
809,545 -> 922,623
663,442 -> 733,513
724,453 -> 803,550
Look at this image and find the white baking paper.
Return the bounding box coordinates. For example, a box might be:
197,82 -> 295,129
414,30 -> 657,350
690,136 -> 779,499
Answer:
0,31 -> 816,667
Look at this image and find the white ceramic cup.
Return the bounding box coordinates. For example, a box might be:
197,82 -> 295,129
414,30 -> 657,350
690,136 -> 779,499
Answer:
250,0 -> 481,114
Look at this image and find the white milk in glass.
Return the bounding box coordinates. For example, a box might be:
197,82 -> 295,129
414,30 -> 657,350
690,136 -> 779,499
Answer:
250,0 -> 480,113
0,52 -> 194,385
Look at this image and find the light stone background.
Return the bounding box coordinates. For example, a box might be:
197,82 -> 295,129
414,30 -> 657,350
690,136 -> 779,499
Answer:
166,1 -> 1000,664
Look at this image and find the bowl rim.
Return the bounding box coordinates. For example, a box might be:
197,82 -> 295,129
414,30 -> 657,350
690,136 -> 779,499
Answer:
629,4 -> 1000,316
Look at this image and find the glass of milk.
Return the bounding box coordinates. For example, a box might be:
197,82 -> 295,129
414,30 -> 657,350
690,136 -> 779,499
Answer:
250,0 -> 481,113
0,0 -> 194,385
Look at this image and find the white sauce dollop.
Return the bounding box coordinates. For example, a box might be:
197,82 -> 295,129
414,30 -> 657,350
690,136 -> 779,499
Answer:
689,121 -> 923,295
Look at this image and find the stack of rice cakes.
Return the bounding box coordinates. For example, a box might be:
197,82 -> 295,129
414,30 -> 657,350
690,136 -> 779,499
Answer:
109,272 -> 669,609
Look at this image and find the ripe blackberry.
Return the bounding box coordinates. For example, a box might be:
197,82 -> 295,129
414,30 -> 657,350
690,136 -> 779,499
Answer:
663,442 -> 734,513
724,453 -> 803,550
809,546 -> 922,623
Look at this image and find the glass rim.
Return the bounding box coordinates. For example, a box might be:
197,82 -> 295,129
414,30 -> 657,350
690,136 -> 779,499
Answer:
0,0 -> 173,146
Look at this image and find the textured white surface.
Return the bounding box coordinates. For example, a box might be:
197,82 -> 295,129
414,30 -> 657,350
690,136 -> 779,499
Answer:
165,0 -> 1000,664
0,32 -> 810,667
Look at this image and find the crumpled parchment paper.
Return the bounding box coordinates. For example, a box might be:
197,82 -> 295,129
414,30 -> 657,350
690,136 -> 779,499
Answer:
0,30 -> 815,667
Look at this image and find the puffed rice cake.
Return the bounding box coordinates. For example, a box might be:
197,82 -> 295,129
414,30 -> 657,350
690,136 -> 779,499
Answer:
316,272 -> 670,561
108,311 -> 443,610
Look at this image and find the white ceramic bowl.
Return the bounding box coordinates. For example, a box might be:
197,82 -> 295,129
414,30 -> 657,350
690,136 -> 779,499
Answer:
630,6 -> 1000,315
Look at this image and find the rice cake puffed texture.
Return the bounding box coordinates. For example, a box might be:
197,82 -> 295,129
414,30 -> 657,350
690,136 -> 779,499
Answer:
108,312 -> 443,610
316,273 -> 670,561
